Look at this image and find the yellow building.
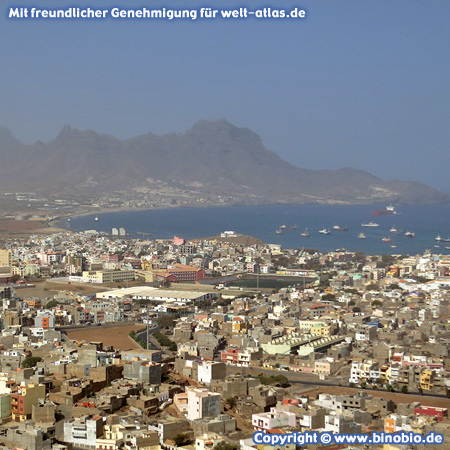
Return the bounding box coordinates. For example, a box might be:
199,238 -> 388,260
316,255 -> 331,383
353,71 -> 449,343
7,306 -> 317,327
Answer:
310,323 -> 331,337
134,270 -> 155,283
11,384 -> 46,421
82,270 -> 135,283
141,260 -> 154,271
0,250 -> 12,268
420,370 -> 434,391
232,317 -> 249,334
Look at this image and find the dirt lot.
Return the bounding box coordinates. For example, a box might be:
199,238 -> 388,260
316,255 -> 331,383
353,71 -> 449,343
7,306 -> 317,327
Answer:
17,280 -> 106,298
0,220 -> 68,236
0,220 -> 45,232
65,324 -> 145,350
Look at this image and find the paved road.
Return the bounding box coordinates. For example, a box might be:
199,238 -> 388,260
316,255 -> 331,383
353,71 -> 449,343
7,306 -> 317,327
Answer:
226,365 -> 450,399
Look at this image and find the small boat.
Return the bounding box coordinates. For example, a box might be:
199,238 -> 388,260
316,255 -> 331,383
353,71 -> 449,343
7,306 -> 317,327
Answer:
358,233 -> 366,239
300,228 -> 310,237
405,231 -> 416,238
284,225 -> 298,230
361,222 -> 379,227
390,245 -> 397,248
445,246 -> 450,250
319,228 -> 331,235
275,229 -> 283,235
434,245 -> 440,248
390,226 -> 403,234
94,216 -> 99,221
435,235 -> 450,242
381,237 -> 392,243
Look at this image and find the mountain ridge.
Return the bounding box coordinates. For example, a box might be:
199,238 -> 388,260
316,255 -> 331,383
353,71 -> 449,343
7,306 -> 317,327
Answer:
0,119 -> 447,206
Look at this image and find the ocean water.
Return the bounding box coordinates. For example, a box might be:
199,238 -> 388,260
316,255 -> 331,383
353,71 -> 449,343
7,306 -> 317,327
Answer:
65,203 -> 450,255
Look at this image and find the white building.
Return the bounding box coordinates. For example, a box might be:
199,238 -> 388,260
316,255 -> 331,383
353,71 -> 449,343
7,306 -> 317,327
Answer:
252,407 -> 296,431
355,324 -> 377,342
197,362 -> 226,385
195,433 -> 224,450
63,416 -> 104,447
349,360 -> 379,384
324,413 -> 361,434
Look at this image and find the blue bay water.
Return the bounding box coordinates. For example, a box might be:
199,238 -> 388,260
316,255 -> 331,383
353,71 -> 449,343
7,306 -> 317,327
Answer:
66,204 -> 450,255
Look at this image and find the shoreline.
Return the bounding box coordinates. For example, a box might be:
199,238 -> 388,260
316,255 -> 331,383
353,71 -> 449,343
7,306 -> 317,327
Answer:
49,200 -> 305,230
48,199 -> 421,230
9,196 -> 450,235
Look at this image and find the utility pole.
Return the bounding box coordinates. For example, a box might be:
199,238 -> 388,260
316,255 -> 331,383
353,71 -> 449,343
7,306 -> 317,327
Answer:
146,304 -> 149,350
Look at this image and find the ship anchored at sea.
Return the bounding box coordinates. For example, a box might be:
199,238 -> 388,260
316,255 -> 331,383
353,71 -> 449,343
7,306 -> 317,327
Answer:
361,222 -> 379,227
374,205 -> 399,216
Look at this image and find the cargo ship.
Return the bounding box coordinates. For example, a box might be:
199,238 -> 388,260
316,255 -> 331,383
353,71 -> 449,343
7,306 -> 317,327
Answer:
280,225 -> 298,230
374,205 -> 398,216
435,235 -> 450,242
333,225 -> 349,231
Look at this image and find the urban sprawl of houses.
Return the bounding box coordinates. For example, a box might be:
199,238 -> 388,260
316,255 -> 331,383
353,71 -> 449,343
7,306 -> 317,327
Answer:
0,229 -> 450,450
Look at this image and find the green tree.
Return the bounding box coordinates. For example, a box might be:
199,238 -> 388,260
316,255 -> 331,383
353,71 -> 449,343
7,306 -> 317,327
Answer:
153,331 -> 177,352
173,434 -> 191,447
401,385 -> 408,394
213,442 -> 240,450
225,396 -> 237,409
257,373 -> 290,388
382,253 -> 395,265
360,382 -> 367,389
354,251 -> 366,262
21,356 -> 42,368
386,384 -> 394,392
156,314 -> 179,329
366,283 -> 379,291
274,374 -> 290,388
45,300 -> 59,309
386,283 -> 401,290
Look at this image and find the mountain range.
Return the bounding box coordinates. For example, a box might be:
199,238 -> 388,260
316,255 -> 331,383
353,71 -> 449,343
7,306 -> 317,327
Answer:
0,119 -> 447,205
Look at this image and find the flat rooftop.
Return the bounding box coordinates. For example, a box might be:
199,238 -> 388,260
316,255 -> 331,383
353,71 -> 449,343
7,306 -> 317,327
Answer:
96,286 -> 215,301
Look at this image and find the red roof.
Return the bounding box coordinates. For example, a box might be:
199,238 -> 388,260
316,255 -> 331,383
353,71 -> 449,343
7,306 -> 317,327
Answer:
309,302 -> 329,309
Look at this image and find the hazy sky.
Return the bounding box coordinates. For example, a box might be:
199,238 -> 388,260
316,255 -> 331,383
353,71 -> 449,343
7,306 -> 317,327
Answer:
1,0 -> 450,192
